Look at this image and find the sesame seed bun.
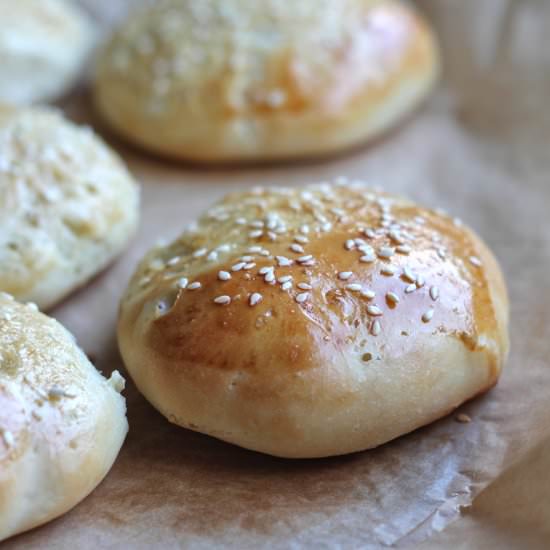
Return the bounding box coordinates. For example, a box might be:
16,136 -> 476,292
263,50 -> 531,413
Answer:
94,0 -> 439,162
0,104 -> 140,310
0,293 -> 128,541
117,180 -> 509,459
0,0 -> 96,105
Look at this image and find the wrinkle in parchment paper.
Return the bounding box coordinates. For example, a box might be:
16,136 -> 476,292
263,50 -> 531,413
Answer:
5,1 -> 550,547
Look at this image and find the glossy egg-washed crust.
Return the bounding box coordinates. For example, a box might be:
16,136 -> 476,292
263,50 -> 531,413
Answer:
118,180 -> 509,458
0,104 -> 140,310
0,294 -> 127,541
95,0 -> 439,162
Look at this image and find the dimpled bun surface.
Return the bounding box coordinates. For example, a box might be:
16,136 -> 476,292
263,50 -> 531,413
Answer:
118,180 -> 509,459
0,0 -> 96,105
0,293 -> 128,541
0,105 -> 140,310
94,0 -> 439,162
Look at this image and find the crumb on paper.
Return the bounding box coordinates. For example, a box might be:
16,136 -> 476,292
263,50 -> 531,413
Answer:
456,413 -> 472,423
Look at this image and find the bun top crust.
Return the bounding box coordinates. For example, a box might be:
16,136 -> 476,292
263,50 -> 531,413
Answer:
120,180 -> 508,386
0,0 -> 96,104
95,0 -> 439,161
0,293 -> 127,540
0,105 -> 139,309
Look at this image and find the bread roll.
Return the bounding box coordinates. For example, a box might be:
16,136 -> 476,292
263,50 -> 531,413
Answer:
0,105 -> 140,310
0,0 -> 96,105
118,180 -> 509,459
94,0 -> 439,162
0,293 -> 128,541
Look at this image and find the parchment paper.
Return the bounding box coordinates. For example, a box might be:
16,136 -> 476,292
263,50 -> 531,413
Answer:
4,0 -> 550,547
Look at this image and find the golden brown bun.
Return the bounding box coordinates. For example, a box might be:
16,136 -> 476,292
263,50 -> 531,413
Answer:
0,105 -> 140,310
94,0 -> 439,162
0,293 -> 128,541
0,0 -> 96,105
118,180 -> 509,459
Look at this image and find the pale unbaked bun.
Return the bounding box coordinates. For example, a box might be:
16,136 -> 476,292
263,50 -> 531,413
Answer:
0,0 -> 96,105
0,105 -> 140,310
94,0 -> 439,162
118,180 -> 509,459
0,293 -> 128,541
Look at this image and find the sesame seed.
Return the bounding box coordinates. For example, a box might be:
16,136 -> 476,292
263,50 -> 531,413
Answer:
214,295 -> 231,305
415,216 -> 425,225
266,219 -> 278,231
381,265 -> 396,276
264,271 -> 276,283
297,282 -> 312,290
249,293 -> 263,306
437,248 -> 447,259
386,292 -> 400,304
259,250 -> 271,257
177,277 -> 188,289
360,254 -> 376,263
232,262 -> 246,272
248,246 -> 262,253
470,256 -> 482,267
388,230 -> 404,244
207,251 -> 218,262
244,262 -> 256,270
338,271 -> 353,281
345,239 -> 356,250
193,248 -> 207,258
416,275 -> 425,288
235,217 -> 247,225
300,224 -> 310,234
290,244 -> 304,254
396,245 -> 411,255
371,320 -> 381,336
295,292 -> 309,303
402,267 -> 416,282
378,247 -> 395,259
278,275 -> 292,283
429,286 -> 439,301
187,282 -> 201,290
358,244 -> 374,253
367,305 -> 383,316
2,430 -> 14,448
276,256 -> 293,267
294,235 -> 309,244
361,289 -> 376,299
249,220 -> 264,228
364,228 -> 376,239
167,256 -> 181,266
298,255 -> 313,263
259,266 -> 274,275
249,230 -> 263,239
345,283 -> 362,292
48,386 -> 75,400
422,309 -> 434,322
240,255 -> 254,262
149,259 -> 165,271
267,231 -> 277,241
405,284 -> 416,293
301,260 -> 315,267
281,281 -> 293,291
218,271 -> 231,281
139,276 -> 151,287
